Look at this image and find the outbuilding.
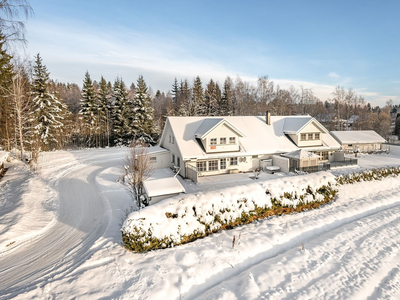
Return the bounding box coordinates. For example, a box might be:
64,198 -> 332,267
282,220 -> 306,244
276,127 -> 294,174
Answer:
330,130 -> 386,152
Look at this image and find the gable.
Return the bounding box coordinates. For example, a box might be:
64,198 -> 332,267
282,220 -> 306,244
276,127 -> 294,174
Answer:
195,118 -> 245,139
299,121 -> 323,134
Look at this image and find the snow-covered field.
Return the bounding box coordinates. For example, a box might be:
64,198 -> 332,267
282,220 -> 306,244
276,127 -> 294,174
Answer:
1,148 -> 400,299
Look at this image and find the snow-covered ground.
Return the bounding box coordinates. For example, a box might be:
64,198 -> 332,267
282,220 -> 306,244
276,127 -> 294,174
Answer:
1,148 -> 400,299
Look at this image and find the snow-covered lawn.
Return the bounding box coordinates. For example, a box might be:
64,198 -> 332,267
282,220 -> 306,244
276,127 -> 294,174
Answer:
1,148 -> 400,299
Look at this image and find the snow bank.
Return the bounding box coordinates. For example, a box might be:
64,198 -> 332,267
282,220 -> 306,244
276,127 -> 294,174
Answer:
0,151 -> 9,165
121,172 -> 336,252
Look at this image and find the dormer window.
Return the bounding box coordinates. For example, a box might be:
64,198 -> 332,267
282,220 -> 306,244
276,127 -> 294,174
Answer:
229,137 -> 236,144
210,138 -> 217,145
220,137 -> 226,144
301,134 -> 307,141
308,133 -> 313,140
315,133 -> 320,140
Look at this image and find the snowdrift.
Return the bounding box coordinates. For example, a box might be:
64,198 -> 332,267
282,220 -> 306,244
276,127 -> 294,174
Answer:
121,172 -> 337,252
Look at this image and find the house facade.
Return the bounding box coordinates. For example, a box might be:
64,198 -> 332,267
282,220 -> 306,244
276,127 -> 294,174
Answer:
158,114 -> 340,179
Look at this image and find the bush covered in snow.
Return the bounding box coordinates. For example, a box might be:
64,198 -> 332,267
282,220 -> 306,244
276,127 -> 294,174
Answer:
336,166 -> 400,185
121,172 -> 337,252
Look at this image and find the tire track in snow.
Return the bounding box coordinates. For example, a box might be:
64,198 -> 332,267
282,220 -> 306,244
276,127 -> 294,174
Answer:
190,186 -> 400,300
0,160 -> 119,299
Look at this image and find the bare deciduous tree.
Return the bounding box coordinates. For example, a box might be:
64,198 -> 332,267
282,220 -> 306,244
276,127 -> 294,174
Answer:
0,0 -> 33,45
123,141 -> 154,209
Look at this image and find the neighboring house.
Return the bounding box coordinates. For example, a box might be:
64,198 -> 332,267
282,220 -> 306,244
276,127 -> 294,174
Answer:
158,113 -> 340,180
330,130 -> 386,151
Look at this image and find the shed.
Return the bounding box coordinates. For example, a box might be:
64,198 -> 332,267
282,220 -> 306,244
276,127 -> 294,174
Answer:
143,168 -> 185,204
330,130 -> 386,151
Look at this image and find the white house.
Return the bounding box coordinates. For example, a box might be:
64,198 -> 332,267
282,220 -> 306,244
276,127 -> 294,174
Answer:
157,113 -> 340,180
330,130 -> 386,151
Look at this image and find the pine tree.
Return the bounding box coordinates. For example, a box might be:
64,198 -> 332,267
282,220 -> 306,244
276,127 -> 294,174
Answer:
133,75 -> 155,144
29,54 -> 65,152
112,77 -> 132,146
79,71 -> 98,146
0,33 -> 14,150
171,77 -> 179,113
192,76 -> 205,116
178,79 -> 191,116
98,76 -> 111,146
205,79 -> 218,116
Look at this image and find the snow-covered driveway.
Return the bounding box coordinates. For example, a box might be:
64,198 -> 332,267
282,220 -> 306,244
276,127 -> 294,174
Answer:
0,150 -> 125,299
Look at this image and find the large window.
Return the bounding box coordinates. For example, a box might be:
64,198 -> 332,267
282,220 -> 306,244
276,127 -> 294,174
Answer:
210,138 -> 217,145
229,137 -> 236,144
197,161 -> 206,172
301,133 -> 307,141
220,158 -> 226,169
220,137 -> 226,144
230,157 -> 238,166
208,160 -> 218,171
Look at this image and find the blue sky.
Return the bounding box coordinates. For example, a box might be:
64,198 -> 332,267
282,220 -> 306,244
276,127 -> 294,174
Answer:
18,0 -> 400,106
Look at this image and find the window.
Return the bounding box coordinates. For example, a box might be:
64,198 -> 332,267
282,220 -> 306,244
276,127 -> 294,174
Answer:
172,154 -> 175,163
229,137 -> 236,144
197,161 -> 206,172
314,133 -> 320,140
220,137 -> 226,144
230,157 -> 238,166
150,157 -> 157,162
210,138 -> 217,145
169,135 -> 171,143
172,136 -> 175,144
301,133 -> 307,141
220,158 -> 226,169
208,160 -> 218,171
308,133 -> 313,140
322,151 -> 328,160
177,157 -> 180,167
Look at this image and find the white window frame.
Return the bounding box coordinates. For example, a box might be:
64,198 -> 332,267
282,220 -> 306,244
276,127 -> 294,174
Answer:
301,133 -> 307,141
229,137 -> 236,144
230,157 -> 238,166
208,160 -> 218,171
197,161 -> 206,172
220,137 -> 226,145
210,138 -> 217,145
220,158 -> 226,169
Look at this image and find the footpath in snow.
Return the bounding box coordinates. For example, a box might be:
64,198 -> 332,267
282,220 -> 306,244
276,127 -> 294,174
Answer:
1,148 -> 400,299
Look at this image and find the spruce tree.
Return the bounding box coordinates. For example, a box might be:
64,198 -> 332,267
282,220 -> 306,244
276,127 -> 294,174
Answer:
0,33 -> 14,150
205,79 -> 218,116
192,76 -> 205,116
178,79 -> 191,116
79,71 -> 98,146
29,54 -> 65,151
113,77 -> 132,145
133,75 -> 155,144
98,76 -> 111,146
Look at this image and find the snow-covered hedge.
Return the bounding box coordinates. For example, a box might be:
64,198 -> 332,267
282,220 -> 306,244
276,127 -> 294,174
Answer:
336,166 -> 400,185
121,172 -> 337,252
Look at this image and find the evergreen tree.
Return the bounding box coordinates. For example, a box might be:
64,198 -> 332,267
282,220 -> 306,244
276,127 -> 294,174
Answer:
178,79 -> 191,116
113,77 -> 132,145
133,75 -> 155,144
192,76 -> 205,116
0,33 -> 14,150
205,79 -> 218,116
29,53 -> 65,151
79,71 -> 98,145
98,76 -> 111,146
171,77 -> 179,112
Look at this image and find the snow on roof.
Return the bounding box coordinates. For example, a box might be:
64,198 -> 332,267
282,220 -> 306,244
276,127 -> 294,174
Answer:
282,149 -> 320,159
147,146 -> 169,155
330,130 -> 386,144
167,116 -> 300,160
143,169 -> 185,197
283,116 -> 329,134
194,118 -> 245,139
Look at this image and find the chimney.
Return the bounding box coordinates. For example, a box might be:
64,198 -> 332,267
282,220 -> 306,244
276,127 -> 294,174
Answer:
266,111 -> 271,125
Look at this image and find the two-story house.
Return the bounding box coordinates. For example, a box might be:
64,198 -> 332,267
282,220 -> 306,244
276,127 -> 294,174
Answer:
157,113 -> 340,180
